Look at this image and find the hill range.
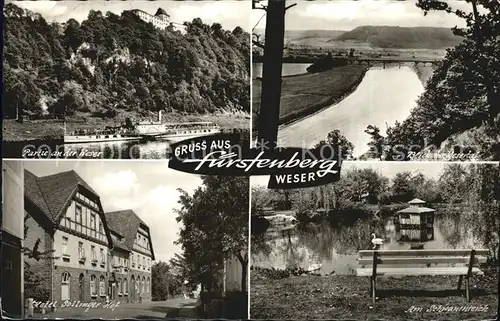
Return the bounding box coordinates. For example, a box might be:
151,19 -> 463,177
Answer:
254,26 -> 463,49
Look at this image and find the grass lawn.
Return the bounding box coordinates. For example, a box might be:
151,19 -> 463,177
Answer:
252,65 -> 368,134
251,269 -> 498,320
3,119 -> 64,141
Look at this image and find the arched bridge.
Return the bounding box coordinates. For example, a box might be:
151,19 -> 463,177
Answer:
346,57 -> 441,67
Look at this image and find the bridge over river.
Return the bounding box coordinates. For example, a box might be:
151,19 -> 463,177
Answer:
254,53 -> 442,66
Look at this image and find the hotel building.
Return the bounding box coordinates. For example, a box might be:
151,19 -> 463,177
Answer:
23,169 -> 154,304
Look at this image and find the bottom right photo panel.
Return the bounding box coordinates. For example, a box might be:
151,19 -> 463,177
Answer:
250,162 -> 499,320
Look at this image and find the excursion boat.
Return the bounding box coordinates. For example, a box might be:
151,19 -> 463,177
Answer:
64,128 -> 141,144
135,120 -> 222,142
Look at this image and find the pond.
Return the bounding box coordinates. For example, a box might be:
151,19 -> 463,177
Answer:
252,210 -> 488,276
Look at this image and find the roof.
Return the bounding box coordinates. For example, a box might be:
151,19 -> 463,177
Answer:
397,206 -> 436,214
105,210 -> 155,260
24,169 -> 98,222
408,198 -> 426,204
155,8 -> 169,17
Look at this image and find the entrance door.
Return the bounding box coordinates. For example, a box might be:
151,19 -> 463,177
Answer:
61,272 -> 70,301
79,274 -> 84,301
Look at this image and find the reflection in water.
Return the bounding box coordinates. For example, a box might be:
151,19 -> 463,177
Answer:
252,210 -> 486,276
252,63 -> 311,78
64,140 -> 170,159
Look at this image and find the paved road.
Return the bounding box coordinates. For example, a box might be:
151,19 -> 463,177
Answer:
30,298 -> 199,319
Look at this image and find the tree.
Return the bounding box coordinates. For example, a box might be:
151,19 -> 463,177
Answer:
314,129 -> 354,160
416,0 -> 500,125
364,125 -> 385,160
23,215 -> 56,301
175,176 -> 249,292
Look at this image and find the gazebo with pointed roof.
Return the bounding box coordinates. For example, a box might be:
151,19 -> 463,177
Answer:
395,198 -> 436,243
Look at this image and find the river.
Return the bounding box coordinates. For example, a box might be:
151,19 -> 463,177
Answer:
63,140 -> 170,159
253,63 -> 425,157
252,63 -> 311,78
252,210 -> 486,276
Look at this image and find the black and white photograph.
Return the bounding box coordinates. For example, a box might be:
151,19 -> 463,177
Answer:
250,162 -> 499,320
1,160 -> 249,319
252,0 -> 500,161
3,0 -> 250,159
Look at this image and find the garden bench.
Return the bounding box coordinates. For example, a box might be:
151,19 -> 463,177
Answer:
356,249 -> 489,303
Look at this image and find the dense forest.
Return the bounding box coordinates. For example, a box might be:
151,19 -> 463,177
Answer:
3,4 -> 250,120
365,0 -> 500,160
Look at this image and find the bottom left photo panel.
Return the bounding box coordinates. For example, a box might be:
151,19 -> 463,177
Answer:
1,160 -> 249,319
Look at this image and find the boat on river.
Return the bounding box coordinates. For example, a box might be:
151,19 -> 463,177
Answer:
64,128 -> 141,144
136,120 -> 222,142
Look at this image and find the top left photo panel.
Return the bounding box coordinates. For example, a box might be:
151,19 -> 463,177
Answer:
3,0 -> 251,159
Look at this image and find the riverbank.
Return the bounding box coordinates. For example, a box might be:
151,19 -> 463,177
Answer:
413,65 -> 436,86
3,119 -> 64,142
252,65 -> 368,136
65,111 -> 250,132
251,268 -> 498,320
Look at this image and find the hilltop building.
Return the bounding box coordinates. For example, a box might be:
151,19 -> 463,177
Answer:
23,170 -> 154,304
128,8 -> 186,34
130,8 -> 170,29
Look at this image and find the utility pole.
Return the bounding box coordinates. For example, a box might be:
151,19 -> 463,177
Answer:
254,0 -> 296,150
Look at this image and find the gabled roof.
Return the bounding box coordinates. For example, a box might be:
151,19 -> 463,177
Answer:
397,206 -> 436,214
24,170 -> 113,247
155,8 -> 169,17
408,198 -> 426,204
105,210 -> 155,260
25,169 -> 97,221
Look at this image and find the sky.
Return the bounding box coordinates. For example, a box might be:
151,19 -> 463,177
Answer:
24,160 -> 202,263
250,161 -> 452,187
252,0 -> 473,31
13,0 -> 250,31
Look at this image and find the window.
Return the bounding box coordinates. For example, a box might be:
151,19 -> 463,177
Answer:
91,245 -> 96,261
123,278 -> 128,294
62,236 -> 68,255
75,205 -> 82,223
61,272 -> 70,300
146,277 -> 150,293
99,221 -> 103,234
78,242 -> 84,259
118,278 -> 122,294
99,276 -> 105,296
100,248 -> 105,263
90,213 -> 96,231
75,205 -> 82,232
135,278 -> 139,293
90,275 -> 97,296
142,277 -> 145,293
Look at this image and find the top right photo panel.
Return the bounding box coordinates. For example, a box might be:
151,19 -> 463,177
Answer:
252,0 -> 500,161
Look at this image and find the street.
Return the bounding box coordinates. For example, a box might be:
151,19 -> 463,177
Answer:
29,298 -> 199,319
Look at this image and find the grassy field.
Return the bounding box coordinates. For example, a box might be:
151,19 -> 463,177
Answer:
252,65 -> 368,134
251,269 -> 498,320
3,119 -> 64,141
65,111 -> 250,132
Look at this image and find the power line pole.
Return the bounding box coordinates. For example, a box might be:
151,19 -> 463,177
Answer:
254,0 -> 295,150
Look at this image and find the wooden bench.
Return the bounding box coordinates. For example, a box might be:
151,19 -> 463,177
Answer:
356,249 -> 489,303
